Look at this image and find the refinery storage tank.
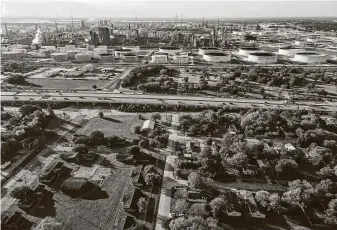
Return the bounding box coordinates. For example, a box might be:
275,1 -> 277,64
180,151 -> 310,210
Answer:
2,52 -> 22,60
123,53 -> 138,63
203,52 -> 231,63
198,47 -> 222,55
51,53 -> 68,62
247,52 -> 277,64
159,47 -> 182,55
76,48 -> 89,54
65,45 -> 76,51
67,51 -> 76,59
75,53 -> 91,63
41,46 -> 56,51
278,47 -> 305,57
238,47 -> 260,56
114,49 -> 132,58
293,52 -> 328,64
151,54 -> 168,64
122,46 -> 140,52
94,47 -> 108,55
173,55 -> 189,64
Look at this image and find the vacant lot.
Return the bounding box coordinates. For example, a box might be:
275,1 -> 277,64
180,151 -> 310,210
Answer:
53,168 -> 131,230
26,78 -> 111,90
77,115 -> 143,139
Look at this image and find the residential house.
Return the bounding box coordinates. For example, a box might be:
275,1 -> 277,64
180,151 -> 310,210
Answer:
141,119 -> 155,131
187,189 -> 207,203
238,190 -> 266,219
223,191 -> 242,217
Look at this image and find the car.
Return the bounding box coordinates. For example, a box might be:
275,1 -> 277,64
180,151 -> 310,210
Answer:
14,96 -> 19,99
52,98 -> 56,100
79,96 -> 85,99
29,98 -> 34,100
64,98 -> 69,100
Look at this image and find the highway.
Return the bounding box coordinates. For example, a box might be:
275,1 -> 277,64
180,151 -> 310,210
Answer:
2,91 -> 336,112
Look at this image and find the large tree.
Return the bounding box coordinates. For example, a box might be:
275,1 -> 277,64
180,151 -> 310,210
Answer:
173,199 -> 189,215
188,172 -> 203,189
209,196 -> 226,218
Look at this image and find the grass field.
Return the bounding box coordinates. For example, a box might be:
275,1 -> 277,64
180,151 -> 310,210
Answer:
53,168 -> 131,230
26,78 -> 111,90
76,115 -> 143,139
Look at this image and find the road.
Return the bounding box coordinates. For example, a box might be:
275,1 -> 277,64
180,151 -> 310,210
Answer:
155,156 -> 187,230
2,91 -> 336,112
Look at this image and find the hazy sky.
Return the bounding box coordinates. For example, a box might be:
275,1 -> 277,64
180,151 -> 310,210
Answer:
2,0 -> 337,18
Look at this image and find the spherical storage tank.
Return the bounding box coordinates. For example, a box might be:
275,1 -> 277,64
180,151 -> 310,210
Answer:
75,54 -> 91,63
51,53 -> 68,62
2,52 -> 21,60
247,52 -> 277,64
278,47 -> 305,57
238,47 -> 260,56
203,52 -> 231,63
159,46 -> 182,55
293,52 -> 328,64
198,47 -> 221,55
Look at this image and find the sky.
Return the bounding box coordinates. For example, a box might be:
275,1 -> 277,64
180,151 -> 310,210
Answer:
2,0 -> 337,18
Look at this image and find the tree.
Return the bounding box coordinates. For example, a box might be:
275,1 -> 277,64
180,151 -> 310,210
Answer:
98,111 -> 104,118
173,199 -> 189,215
145,172 -> 161,186
169,216 -> 209,230
324,199 -> 337,225
188,172 -> 203,189
10,186 -> 31,199
317,165 -> 336,179
151,112 -> 161,121
268,193 -> 281,212
315,179 -> 336,197
255,190 -> 270,209
226,152 -> 248,167
90,131 -> 104,145
131,125 -> 141,134
73,144 -> 88,154
19,104 -> 40,117
74,136 -> 91,145
188,203 -> 210,217
126,145 -> 140,155
137,197 -> 147,213
197,146 -> 212,161
139,138 -> 149,149
275,158 -> 298,174
33,217 -> 62,230
144,165 -> 157,174
209,196 -> 226,218
282,180 -> 315,208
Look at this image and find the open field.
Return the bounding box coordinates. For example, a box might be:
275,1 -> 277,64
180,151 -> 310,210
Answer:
26,78 -> 111,90
77,115 -> 143,139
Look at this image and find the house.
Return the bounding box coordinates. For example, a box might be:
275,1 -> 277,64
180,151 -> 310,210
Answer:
187,190 -> 207,203
141,120 -> 155,131
256,159 -> 271,170
171,114 -> 180,129
18,184 -> 54,210
284,143 -> 296,152
123,186 -> 141,213
61,177 -> 105,199
132,165 -> 144,187
186,141 -> 200,153
39,162 -> 72,185
223,191 -> 242,217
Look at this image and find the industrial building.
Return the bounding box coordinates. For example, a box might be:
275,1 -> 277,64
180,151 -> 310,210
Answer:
278,47 -> 305,57
203,52 -> 231,62
293,52 -> 328,64
76,48 -> 88,54
238,47 -> 260,56
159,47 -> 182,55
198,47 -> 222,55
247,52 -> 277,64
172,55 -> 189,64
151,54 -> 168,63
99,55 -> 114,63
51,53 -> 68,62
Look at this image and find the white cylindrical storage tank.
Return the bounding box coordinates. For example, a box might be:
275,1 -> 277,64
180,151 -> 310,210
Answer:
65,45 -> 76,51
11,49 -> 27,56
94,47 -> 108,55
122,46 -> 140,52
173,55 -> 189,64
248,52 -> 277,64
238,47 -> 260,56
123,54 -> 138,62
198,47 -> 222,55
159,47 -> 182,55
76,48 -> 88,54
293,52 -> 328,64
75,53 -> 91,62
87,51 -> 95,58
41,46 -> 56,51
278,47 -> 305,57
67,51 -> 76,59
203,52 -> 231,62
51,53 -> 68,62
114,49 -> 132,57
58,47 -> 66,53
151,54 -> 168,63
2,52 -> 21,60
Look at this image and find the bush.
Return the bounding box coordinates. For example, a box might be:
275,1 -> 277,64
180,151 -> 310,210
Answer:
10,186 -> 31,199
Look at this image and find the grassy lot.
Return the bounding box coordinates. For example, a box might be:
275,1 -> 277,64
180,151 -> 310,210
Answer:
76,115 -> 143,139
53,168 -> 131,230
26,78 -> 111,90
